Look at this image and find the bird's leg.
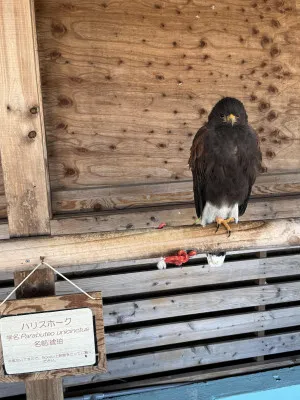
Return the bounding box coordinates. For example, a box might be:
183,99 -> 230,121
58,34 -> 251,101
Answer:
215,217 -> 235,237
193,217 -> 202,225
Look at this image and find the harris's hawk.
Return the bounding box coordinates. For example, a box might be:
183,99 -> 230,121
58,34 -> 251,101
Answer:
189,97 -> 262,267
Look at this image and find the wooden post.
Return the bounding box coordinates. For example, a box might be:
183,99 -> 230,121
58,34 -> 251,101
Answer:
255,251 -> 267,362
0,0 -> 51,237
14,268 -> 64,400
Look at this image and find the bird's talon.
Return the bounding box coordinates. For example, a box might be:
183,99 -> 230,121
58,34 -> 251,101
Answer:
215,217 -> 234,237
215,224 -> 220,233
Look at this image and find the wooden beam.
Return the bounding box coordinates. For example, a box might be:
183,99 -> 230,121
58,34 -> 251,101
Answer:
50,171 -> 300,215
1,171 -> 300,219
105,306 -> 300,354
103,281 -> 300,326
71,356 -> 300,394
50,195 -> 300,236
1,195 -> 300,239
66,331 -> 300,385
0,217 -> 299,272
0,0 -> 51,237
25,380 -> 63,400
14,268 -> 63,400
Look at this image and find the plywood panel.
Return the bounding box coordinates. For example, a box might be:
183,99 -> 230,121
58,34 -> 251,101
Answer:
32,0 -> 300,191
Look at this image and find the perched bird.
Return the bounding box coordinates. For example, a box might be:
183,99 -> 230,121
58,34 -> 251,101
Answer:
189,97 -> 262,267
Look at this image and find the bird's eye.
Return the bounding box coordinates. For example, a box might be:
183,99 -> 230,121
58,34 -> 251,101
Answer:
220,114 -> 225,119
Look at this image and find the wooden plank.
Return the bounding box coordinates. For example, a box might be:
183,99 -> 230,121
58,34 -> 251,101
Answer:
255,251 -> 267,362
0,0 -> 51,236
105,306 -> 300,354
0,217 -> 300,272
49,172 -> 300,215
66,331 -> 300,385
14,268 -> 63,400
50,172 -> 300,215
54,254 -> 300,298
2,171 -> 300,218
0,194 -> 298,238
50,195 -> 300,235
2,355 -> 300,399
104,281 -> 300,326
14,268 -> 55,298
33,0 -> 300,192
0,223 -> 9,240
77,356 -> 300,393
1,252 -> 300,304
25,380 -> 63,400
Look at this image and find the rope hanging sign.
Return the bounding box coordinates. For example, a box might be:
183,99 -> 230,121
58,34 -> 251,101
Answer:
0,258 -> 107,381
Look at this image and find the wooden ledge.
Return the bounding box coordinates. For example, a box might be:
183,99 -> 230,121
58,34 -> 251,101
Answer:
0,218 -> 299,273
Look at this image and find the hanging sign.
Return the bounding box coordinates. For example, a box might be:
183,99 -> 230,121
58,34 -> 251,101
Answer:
1,308 -> 95,374
0,292 -> 106,381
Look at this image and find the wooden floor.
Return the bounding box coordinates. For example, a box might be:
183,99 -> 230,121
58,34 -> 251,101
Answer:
1,246 -> 300,398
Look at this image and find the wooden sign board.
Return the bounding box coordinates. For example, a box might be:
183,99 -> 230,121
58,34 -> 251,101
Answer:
0,292 -> 106,382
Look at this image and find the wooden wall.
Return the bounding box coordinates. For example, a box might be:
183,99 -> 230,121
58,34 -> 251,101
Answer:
0,0 -> 300,217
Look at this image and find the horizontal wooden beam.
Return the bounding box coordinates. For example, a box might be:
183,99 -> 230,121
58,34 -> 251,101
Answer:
0,217 -> 299,272
50,171 -> 300,214
1,195 -> 300,239
1,171 -> 300,219
50,195 -> 300,235
73,356 -> 300,394
66,331 -> 300,385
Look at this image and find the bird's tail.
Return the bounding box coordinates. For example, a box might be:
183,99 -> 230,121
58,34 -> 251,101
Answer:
206,252 -> 226,267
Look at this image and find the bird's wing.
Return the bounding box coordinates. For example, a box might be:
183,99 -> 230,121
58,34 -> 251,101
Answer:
239,125 -> 263,216
189,125 -> 208,218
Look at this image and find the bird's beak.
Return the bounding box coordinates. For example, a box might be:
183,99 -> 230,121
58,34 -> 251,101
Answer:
227,114 -> 236,126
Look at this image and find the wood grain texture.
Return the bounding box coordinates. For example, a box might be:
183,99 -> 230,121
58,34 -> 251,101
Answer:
1,170 -> 300,219
77,356 -> 300,393
2,356 -> 300,399
50,195 -> 300,235
14,268 -> 55,299
0,217 -> 300,272
104,281 -> 300,326
0,292 -> 106,382
105,306 -> 300,353
25,380 -> 64,400
30,0 -> 300,192
66,331 -> 300,385
53,254 -> 300,298
0,193 -> 297,237
50,171 -> 300,214
0,0 -> 51,236
0,224 -> 9,240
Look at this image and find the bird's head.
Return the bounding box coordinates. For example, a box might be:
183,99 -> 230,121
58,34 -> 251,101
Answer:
208,97 -> 248,126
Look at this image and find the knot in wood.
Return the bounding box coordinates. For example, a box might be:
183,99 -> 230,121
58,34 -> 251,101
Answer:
28,131 -> 37,139
30,106 -> 39,114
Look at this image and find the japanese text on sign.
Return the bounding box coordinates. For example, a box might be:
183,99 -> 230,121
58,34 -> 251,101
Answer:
0,308 -> 96,374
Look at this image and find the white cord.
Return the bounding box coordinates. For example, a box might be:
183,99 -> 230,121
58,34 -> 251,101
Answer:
0,260 -> 96,308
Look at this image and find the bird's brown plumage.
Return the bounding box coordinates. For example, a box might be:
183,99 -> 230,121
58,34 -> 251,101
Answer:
189,97 -> 262,222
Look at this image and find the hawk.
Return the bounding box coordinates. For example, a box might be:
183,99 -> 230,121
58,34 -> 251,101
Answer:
189,97 -> 262,267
